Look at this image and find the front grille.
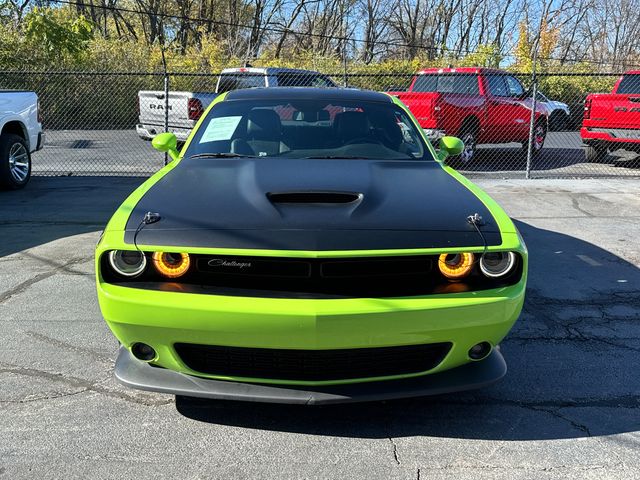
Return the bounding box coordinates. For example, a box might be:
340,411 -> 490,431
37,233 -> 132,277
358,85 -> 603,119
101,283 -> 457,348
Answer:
192,254 -> 437,297
174,342 -> 452,381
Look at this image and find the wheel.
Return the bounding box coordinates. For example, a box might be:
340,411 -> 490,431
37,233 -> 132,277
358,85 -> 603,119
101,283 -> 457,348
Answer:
584,144 -> 608,163
0,134 -> 31,190
523,121 -> 547,156
448,129 -> 477,168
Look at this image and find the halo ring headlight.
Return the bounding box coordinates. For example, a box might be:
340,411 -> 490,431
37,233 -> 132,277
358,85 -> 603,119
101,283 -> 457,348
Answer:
438,252 -> 474,280
480,252 -> 516,278
152,252 -> 191,278
108,250 -> 147,277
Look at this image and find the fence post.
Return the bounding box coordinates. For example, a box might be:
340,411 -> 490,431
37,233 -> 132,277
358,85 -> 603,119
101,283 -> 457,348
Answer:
525,77 -> 538,179
525,51 -> 539,179
342,49 -> 348,87
163,71 -> 169,166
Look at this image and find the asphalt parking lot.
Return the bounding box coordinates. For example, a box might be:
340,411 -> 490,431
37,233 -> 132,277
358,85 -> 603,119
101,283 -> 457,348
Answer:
1,176 -> 639,479
32,129 -> 640,178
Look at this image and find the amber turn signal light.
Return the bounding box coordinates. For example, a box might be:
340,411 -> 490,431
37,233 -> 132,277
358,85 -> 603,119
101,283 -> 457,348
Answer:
438,253 -> 474,280
152,252 -> 191,278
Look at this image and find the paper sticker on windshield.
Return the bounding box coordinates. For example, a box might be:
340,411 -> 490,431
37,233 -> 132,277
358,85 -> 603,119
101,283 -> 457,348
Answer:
200,116 -> 242,143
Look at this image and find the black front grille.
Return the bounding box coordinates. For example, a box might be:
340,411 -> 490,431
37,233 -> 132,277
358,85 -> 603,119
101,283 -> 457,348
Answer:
174,342 -> 452,381
191,254 -> 437,297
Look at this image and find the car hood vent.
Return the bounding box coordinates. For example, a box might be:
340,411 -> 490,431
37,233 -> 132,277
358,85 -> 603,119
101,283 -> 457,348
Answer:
267,191 -> 362,204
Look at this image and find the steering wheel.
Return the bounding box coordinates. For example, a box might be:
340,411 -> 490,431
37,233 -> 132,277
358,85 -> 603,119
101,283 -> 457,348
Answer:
344,137 -> 381,145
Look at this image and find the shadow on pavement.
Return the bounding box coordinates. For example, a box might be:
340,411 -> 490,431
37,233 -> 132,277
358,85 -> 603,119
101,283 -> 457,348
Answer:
0,176 -> 145,257
176,221 -> 640,440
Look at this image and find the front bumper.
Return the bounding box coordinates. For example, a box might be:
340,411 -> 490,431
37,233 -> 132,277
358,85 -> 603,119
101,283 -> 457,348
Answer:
424,128 -> 446,141
136,124 -> 192,142
36,132 -> 45,151
98,278 -> 525,387
581,126 -> 640,145
115,346 -> 507,404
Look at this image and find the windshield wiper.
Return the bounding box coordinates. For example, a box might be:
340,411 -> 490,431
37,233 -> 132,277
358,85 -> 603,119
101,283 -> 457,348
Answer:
303,155 -> 370,159
190,152 -> 256,159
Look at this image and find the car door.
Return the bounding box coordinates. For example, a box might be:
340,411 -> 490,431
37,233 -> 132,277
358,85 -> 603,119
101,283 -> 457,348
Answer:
484,74 -> 527,142
504,75 -> 530,139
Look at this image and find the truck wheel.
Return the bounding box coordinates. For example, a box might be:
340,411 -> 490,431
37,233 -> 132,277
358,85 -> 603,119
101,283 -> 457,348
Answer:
523,121 -> 547,156
455,129 -> 477,165
584,144 -> 608,163
0,134 -> 31,190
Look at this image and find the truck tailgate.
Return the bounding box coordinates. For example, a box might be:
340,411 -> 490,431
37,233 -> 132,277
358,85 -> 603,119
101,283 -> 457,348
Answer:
587,93 -> 640,129
138,91 -> 193,125
388,92 -> 438,128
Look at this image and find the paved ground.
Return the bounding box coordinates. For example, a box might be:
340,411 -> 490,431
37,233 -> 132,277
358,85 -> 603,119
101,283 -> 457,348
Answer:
32,130 -> 640,178
1,177 -> 639,479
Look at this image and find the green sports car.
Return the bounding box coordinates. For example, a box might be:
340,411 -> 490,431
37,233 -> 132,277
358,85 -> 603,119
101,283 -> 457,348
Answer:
96,87 -> 527,404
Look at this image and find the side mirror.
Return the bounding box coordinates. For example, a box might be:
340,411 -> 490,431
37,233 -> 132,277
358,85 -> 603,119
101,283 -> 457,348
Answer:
437,136 -> 464,163
152,132 -> 180,161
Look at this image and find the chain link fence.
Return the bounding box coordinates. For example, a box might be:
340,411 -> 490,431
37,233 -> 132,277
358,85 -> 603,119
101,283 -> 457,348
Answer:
1,69 -> 639,179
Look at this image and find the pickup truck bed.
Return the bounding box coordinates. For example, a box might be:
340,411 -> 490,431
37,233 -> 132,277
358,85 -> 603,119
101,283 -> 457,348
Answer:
581,72 -> 640,161
137,91 -> 217,143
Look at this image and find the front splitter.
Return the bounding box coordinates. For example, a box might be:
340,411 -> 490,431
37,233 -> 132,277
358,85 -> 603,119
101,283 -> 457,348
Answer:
114,346 -> 506,405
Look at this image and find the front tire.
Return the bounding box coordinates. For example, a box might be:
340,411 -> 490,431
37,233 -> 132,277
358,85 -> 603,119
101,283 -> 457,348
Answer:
584,144 -> 608,163
523,121 -> 547,156
0,134 -> 31,190
448,128 -> 477,169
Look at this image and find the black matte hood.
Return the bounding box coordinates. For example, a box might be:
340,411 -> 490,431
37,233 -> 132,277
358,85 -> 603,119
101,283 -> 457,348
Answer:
124,158 -> 501,250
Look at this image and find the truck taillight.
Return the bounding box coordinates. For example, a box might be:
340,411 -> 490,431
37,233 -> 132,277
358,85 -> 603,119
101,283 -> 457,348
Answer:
583,98 -> 591,119
188,98 -> 203,120
37,98 -> 42,124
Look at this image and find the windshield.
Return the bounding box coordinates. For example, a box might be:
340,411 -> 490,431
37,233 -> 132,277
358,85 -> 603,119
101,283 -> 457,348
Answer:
617,75 -> 640,94
185,98 -> 430,160
217,73 -> 266,93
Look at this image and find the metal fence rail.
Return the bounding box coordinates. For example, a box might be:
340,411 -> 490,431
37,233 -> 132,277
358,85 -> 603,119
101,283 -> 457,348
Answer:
1,69 -> 638,179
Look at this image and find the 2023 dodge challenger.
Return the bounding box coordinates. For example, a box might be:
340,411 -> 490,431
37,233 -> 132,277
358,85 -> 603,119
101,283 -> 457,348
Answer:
96,88 -> 527,404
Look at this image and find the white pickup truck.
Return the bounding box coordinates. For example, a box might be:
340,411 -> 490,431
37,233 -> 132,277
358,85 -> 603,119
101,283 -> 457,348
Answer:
0,91 -> 44,189
136,67 -> 337,143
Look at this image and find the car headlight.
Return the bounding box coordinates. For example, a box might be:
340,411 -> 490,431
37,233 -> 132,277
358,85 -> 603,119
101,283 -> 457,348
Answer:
438,253 -> 474,280
152,252 -> 191,278
479,252 -> 516,278
108,250 -> 147,277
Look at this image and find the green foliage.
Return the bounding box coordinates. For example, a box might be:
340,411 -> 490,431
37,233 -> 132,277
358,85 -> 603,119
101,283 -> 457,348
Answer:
24,7 -> 93,61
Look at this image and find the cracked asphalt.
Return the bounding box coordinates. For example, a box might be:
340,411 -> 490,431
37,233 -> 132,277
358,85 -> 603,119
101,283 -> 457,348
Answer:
1,176 -> 639,479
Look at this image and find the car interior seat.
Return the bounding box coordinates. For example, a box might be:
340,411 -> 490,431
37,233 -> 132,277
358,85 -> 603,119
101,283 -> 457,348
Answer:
334,111 -> 371,144
231,109 -> 289,156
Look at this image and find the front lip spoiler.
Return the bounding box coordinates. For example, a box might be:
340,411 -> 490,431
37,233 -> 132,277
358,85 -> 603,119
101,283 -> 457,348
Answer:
114,346 -> 507,405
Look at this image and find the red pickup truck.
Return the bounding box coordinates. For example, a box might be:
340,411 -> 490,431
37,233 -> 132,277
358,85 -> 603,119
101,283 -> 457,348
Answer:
388,67 -> 549,163
581,71 -> 640,162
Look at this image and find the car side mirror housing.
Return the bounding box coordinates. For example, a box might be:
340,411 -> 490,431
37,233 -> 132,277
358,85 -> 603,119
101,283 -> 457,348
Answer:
152,132 -> 180,161
437,136 -> 464,163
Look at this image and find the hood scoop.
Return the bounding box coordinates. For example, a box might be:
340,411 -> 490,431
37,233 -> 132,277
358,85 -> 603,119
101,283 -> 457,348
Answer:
267,191 -> 363,205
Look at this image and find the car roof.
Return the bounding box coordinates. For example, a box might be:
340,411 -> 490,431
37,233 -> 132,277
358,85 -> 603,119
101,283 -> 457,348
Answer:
220,67 -> 326,75
417,67 -> 507,75
224,87 -> 393,103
